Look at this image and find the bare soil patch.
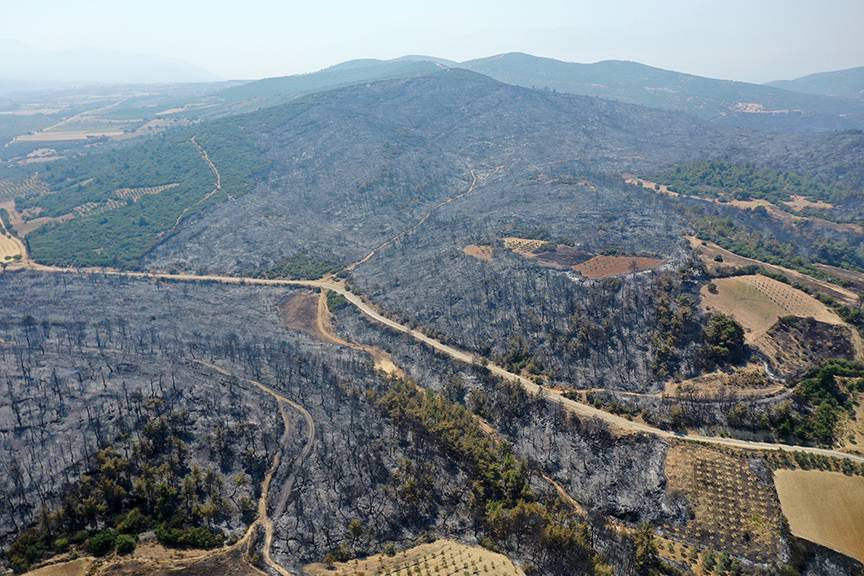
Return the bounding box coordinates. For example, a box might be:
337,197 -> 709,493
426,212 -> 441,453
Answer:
279,292 -> 325,338
305,539 -> 524,576
532,244 -> 591,269
774,470 -> 864,563
701,274 -> 844,341
573,255 -> 664,278
463,244 -> 493,261
664,444 -> 785,563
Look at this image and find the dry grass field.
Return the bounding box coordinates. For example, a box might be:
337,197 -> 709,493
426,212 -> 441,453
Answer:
774,470 -> 864,563
463,244 -> 493,261
664,365 -> 783,401
0,232 -> 23,263
23,544 -> 259,576
700,274 -> 844,342
783,195 -> 833,212
664,444 -> 785,563
305,540 -> 524,576
624,176 -> 678,197
23,559 -> 92,576
573,255 -> 664,278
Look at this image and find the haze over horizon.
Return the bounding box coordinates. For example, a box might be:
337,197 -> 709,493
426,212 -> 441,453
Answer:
1,0 -> 863,85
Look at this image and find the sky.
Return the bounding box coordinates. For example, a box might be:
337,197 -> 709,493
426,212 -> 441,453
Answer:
1,0 -> 863,83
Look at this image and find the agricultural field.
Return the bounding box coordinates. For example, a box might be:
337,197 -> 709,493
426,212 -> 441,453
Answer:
502,236 -> 663,277
13,130 -> 125,143
689,237 -> 860,307
279,291 -> 326,339
573,255 -> 664,278
305,540 -> 524,576
664,444 -> 786,564
774,470 -> 864,563
502,236 -> 547,255
0,174 -> 50,200
700,274 -> 844,342
0,232 -> 22,262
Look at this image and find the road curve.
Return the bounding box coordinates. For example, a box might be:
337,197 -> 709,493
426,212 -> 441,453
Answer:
8,263 -> 864,464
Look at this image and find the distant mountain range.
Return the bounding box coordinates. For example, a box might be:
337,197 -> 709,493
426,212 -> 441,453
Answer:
222,52 -> 864,131
219,57 -> 445,100
768,66 -> 864,101
0,39 -> 219,85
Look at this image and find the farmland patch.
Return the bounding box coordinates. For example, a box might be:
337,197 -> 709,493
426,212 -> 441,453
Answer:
664,444 -> 786,563
573,255 -> 664,278
700,274 -> 844,342
774,470 -> 864,563
304,539 -> 524,576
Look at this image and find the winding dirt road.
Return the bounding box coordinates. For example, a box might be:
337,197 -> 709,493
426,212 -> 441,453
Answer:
193,360 -> 316,576
345,167 -> 483,272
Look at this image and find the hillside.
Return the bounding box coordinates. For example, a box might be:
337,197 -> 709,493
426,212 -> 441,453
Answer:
769,66 -> 864,101
460,52 -> 864,131
219,58 -> 445,101
10,68 -> 737,270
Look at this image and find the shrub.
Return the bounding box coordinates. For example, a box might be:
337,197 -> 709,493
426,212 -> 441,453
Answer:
87,530 -> 117,556
704,313 -> 746,364
155,525 -> 224,549
115,534 -> 137,555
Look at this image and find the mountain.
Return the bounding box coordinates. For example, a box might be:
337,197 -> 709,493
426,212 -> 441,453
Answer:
768,66 -> 864,101
219,58 -> 446,100
0,38 -> 219,84
459,52 -> 864,131
22,68 -> 737,270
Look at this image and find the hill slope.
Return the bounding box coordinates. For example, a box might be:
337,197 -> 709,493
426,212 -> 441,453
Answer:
768,66 -> 864,101
460,52 -> 864,131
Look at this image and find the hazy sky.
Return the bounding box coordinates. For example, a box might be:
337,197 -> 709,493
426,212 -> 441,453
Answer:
2,0 -> 863,82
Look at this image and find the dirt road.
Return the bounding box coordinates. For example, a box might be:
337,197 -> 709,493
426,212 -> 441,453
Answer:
193,360 -> 315,576
344,167 -> 483,272
9,260 -> 864,463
